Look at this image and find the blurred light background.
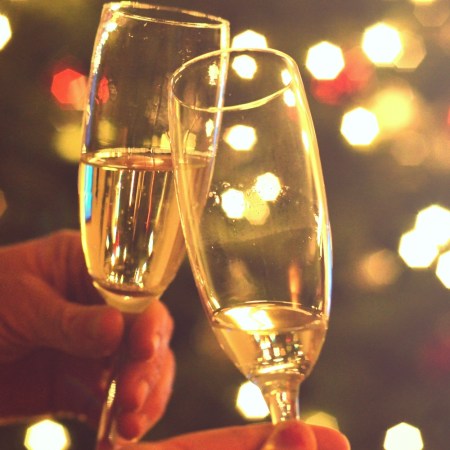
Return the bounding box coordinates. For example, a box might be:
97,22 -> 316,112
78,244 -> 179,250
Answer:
0,0 -> 449,449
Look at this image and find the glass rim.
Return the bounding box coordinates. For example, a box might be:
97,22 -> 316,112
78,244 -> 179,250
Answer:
103,2 -> 230,28
169,47 -> 299,113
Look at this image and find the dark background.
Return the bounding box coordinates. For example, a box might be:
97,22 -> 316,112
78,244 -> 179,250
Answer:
1,0 -> 449,448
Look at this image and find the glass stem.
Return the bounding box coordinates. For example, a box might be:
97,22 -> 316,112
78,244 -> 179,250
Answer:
258,376 -> 302,424
95,314 -> 135,450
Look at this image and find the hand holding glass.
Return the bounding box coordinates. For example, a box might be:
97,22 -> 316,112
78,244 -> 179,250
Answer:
168,48 -> 332,423
78,3 -> 229,448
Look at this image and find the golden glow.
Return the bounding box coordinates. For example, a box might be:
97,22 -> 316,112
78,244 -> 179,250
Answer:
362,23 -> 403,66
0,14 -> 12,51
224,306 -> 274,330
383,422 -> 423,450
410,0 -> 436,3
236,381 -> 270,419
414,2 -> 450,27
305,411 -> 340,430
54,123 -> 83,163
224,125 -> 257,151
398,229 -> 439,269
255,172 -> 282,201
24,419 -> 70,450
415,204 -> 450,247
232,55 -> 257,79
436,251 -> 450,289
244,188 -> 270,226
306,41 -> 345,80
98,119 -> 117,146
232,30 -> 268,49
395,32 -> 426,70
372,85 -> 417,135
221,188 -> 246,219
359,249 -> 402,288
340,107 -> 379,147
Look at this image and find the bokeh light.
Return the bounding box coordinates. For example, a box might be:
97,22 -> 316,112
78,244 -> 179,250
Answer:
340,107 -> 379,147
371,84 -> 418,136
232,30 -> 268,49
306,41 -> 345,80
51,67 -> 87,110
362,22 -> 403,66
383,422 -> 424,450
305,411 -> 340,430
221,188 -> 246,219
236,381 -> 269,420
254,172 -> 281,202
0,14 -> 12,51
231,54 -> 257,79
53,123 -> 83,163
224,125 -> 257,151
398,229 -> 439,269
436,251 -> 450,289
413,2 -> 450,27
24,419 -> 70,450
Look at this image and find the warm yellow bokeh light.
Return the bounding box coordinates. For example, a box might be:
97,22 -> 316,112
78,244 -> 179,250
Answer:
415,204 -> 450,248
362,22 -> 403,66
0,14 -> 12,50
54,123 -> 83,163
232,30 -> 268,49
254,172 -> 282,201
306,41 -> 345,80
372,86 -> 417,134
305,411 -> 340,430
224,125 -> 257,151
395,32 -> 426,70
398,229 -> 439,269
221,188 -> 246,219
232,54 -> 257,80
383,422 -> 424,450
236,381 -> 270,420
359,249 -> 402,288
340,107 -> 379,147
414,2 -> 450,27
244,189 -> 270,226
436,251 -> 450,289
24,419 -> 70,450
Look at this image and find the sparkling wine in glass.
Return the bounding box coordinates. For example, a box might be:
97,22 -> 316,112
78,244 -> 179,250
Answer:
168,48 -> 332,423
78,3 -> 229,448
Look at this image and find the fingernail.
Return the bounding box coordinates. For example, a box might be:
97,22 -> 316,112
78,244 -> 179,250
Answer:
263,421 -> 311,450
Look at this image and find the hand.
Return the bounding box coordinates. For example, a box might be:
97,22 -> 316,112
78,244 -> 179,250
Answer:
124,421 -> 351,450
0,230 -> 175,441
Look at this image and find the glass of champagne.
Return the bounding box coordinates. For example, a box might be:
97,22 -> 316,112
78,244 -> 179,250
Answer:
168,48 -> 332,423
78,3 -> 229,448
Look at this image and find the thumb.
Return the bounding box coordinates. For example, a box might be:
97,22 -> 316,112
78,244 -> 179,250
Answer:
262,421 -> 317,450
0,273 -> 123,360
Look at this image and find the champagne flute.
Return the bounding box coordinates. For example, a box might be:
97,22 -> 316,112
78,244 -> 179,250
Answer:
78,3 -> 229,448
168,48 -> 332,423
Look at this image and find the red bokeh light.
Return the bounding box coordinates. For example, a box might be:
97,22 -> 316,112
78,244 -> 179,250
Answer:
310,47 -> 375,105
51,67 -> 87,110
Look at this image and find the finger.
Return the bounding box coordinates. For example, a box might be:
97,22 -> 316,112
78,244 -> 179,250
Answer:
311,425 -> 351,450
128,300 -> 174,361
262,421 -> 317,450
117,349 -> 176,440
0,275 -> 123,357
124,423 -> 274,450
